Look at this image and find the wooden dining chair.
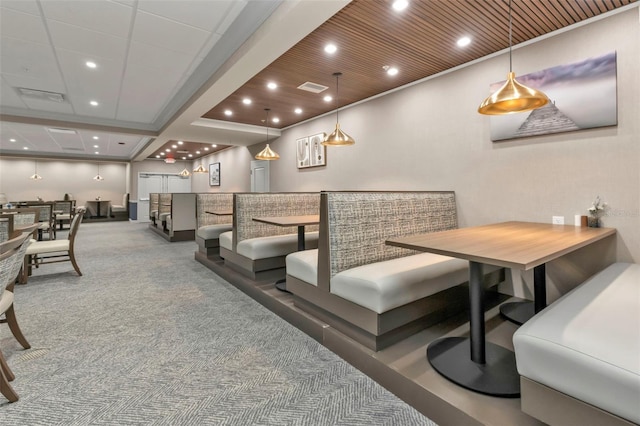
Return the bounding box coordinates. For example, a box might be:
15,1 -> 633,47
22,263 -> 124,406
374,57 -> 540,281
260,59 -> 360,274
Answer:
22,208 -> 84,284
0,231 -> 33,402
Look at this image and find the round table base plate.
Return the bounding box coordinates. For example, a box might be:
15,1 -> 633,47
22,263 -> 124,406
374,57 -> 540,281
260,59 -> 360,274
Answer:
500,301 -> 535,325
427,337 -> 520,398
275,279 -> 290,293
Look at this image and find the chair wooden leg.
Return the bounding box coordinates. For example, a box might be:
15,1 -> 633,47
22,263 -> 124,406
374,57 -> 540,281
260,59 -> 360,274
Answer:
69,249 -> 82,277
4,305 -> 30,350
0,349 -> 15,382
0,349 -> 18,402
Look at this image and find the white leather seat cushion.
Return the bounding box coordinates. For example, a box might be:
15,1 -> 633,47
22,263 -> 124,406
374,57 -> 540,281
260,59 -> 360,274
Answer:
286,249 -> 318,286
236,232 -> 319,260
0,290 -> 14,314
219,231 -> 233,251
197,224 -> 232,240
57,213 -> 71,220
26,239 -> 70,255
330,253 -> 468,314
159,213 -> 170,221
513,262 -> 640,424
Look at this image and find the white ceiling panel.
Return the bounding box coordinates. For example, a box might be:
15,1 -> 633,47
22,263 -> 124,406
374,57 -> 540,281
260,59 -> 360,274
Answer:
40,0 -> 133,38
67,93 -> 117,119
132,10 -> 210,56
126,40 -> 192,76
56,49 -> 123,101
0,78 -> 27,108
47,20 -> 128,60
117,62 -> 179,122
0,0 -> 40,16
0,36 -> 56,69
20,97 -> 75,114
136,0 -> 242,32
0,7 -> 49,44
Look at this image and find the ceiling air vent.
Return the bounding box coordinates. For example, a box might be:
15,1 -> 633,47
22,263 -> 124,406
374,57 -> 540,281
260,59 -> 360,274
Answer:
176,150 -> 189,154
297,82 -> 329,93
62,147 -> 84,151
18,88 -> 65,103
47,127 -> 77,135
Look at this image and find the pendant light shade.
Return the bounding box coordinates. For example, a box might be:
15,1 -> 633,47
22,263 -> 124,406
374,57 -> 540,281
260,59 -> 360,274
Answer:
323,72 -> 354,146
179,166 -> 191,177
255,108 -> 280,160
93,163 -> 104,181
193,163 -> 207,173
478,0 -> 549,115
29,160 -> 43,180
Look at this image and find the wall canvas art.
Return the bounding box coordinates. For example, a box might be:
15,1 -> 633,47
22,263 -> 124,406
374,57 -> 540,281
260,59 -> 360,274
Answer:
490,51 -> 617,141
209,162 -> 220,186
296,133 -> 326,168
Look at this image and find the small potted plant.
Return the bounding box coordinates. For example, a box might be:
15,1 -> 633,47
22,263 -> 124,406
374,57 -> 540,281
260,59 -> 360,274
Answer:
587,196 -> 607,228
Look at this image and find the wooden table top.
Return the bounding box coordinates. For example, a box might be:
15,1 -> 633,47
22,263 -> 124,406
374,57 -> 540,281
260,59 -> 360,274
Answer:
253,214 -> 320,227
386,221 -> 616,270
206,210 -> 233,216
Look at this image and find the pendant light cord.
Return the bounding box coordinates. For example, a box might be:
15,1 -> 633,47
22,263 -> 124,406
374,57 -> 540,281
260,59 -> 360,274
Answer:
335,74 -> 340,123
508,0 -> 513,72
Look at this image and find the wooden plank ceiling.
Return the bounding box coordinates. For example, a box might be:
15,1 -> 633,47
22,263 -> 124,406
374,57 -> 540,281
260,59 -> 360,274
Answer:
202,0 -> 634,129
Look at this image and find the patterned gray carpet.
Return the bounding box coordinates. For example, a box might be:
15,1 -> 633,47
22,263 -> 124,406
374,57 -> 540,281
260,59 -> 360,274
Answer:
1,221 -> 436,425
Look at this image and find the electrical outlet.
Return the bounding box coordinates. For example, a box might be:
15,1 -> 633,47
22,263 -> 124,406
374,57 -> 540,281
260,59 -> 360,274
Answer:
552,216 -> 565,225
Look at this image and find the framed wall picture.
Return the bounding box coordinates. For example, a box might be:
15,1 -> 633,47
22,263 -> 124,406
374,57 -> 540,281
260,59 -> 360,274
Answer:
296,133 -> 326,169
209,162 -> 220,186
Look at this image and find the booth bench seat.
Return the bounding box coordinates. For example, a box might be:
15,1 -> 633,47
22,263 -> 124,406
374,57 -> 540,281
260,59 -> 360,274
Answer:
196,224 -> 233,256
514,262 -> 640,426
194,193 -> 234,257
287,191 -> 505,351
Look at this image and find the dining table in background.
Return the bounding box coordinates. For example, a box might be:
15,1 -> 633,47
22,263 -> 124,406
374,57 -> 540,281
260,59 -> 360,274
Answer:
386,221 -> 616,398
252,214 -> 320,291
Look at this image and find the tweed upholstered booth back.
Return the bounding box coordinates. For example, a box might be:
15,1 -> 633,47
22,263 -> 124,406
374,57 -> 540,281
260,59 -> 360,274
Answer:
233,193 -> 320,244
325,192 -> 458,278
158,193 -> 172,216
196,193 -> 234,228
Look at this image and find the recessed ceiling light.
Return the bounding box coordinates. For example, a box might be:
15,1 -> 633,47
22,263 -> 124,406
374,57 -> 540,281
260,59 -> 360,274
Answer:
392,0 -> 408,11
242,98 -> 252,105
23,147 -> 28,150
386,67 -> 399,76
172,144 -> 177,148
95,151 -> 99,154
267,82 -> 277,90
156,155 -> 160,158
324,95 -> 333,102
89,100 -> 99,106
224,109 -> 232,116
93,145 -> 99,148
324,44 -> 337,54
160,152 -> 165,156
272,117 -> 280,123
196,151 -> 201,154
166,149 -> 171,152
177,140 -> 183,145
9,138 -> 16,142
211,144 -> 217,148
93,136 -> 99,140
204,147 -> 209,151
86,61 -> 97,69
294,108 -> 303,114
457,36 -> 471,47
188,154 -> 193,157
182,156 -> 186,160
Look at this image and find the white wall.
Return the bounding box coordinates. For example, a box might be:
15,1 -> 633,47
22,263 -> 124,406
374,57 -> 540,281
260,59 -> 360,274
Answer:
190,146 -> 253,193
0,157 -> 127,208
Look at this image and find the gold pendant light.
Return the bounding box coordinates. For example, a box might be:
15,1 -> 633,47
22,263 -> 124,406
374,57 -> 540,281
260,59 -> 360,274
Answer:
193,163 -> 207,173
478,0 -> 549,115
179,160 -> 190,177
323,72 -> 355,146
255,108 -> 280,160
29,160 -> 43,180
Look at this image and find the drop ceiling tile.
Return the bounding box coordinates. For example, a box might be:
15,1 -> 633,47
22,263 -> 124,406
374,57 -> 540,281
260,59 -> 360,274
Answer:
0,78 -> 26,108
56,48 -> 123,100
66,93 -> 117,120
41,0 -> 132,38
0,0 -> 41,16
127,40 -> 192,75
20,97 -> 75,114
47,20 -> 128,60
136,0 -> 243,32
132,10 -> 210,56
117,62 -> 179,123
1,38 -> 65,92
0,7 -> 49,44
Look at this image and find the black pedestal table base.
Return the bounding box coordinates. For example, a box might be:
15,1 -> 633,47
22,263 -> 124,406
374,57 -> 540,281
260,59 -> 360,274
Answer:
275,279 -> 290,293
427,337 -> 520,398
500,301 -> 535,326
